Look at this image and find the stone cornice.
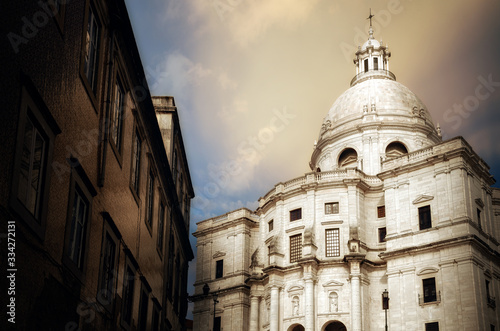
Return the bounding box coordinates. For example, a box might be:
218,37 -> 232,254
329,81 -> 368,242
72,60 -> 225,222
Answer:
193,213 -> 258,237
379,137 -> 495,186
380,234 -> 500,262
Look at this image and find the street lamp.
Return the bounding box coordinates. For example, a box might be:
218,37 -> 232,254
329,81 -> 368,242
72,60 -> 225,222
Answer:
382,289 -> 389,331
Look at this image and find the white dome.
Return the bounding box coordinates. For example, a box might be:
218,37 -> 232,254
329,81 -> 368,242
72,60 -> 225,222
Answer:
322,78 -> 434,134
362,38 -> 381,50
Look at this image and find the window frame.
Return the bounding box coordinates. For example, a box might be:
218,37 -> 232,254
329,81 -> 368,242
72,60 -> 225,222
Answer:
120,255 -> 136,330
290,208 -> 302,222
167,232 -> 175,301
268,219 -> 274,232
422,277 -> 437,303
151,299 -> 161,331
425,322 -> 439,331
62,163 -> 96,280
289,233 -> 302,263
79,0 -> 103,109
325,228 -> 340,257
145,167 -> 155,234
215,259 -> 224,279
129,125 -> 143,203
325,202 -> 339,215
10,85 -> 59,240
214,316 -> 222,331
418,205 -> 432,230
49,0 -> 66,34
377,205 -> 386,218
157,200 -> 166,257
97,215 -> 121,311
137,280 -> 150,331
378,227 -> 387,243
477,208 -> 482,230
109,74 -> 126,161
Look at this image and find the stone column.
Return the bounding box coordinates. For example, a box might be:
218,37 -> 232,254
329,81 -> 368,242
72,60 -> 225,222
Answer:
347,257 -> 363,331
270,286 -> 280,331
249,295 -> 260,331
351,274 -> 361,331
304,278 -> 315,331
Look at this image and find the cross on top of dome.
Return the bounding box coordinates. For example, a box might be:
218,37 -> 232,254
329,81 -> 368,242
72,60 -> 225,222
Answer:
367,8 -> 375,40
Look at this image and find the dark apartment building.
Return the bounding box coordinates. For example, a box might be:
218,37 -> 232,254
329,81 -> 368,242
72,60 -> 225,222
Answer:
0,0 -> 194,330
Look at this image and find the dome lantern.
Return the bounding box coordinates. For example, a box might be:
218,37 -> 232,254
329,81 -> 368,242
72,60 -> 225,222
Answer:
352,12 -> 393,86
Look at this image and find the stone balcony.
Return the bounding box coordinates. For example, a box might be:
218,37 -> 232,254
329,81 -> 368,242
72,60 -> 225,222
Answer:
350,69 -> 396,86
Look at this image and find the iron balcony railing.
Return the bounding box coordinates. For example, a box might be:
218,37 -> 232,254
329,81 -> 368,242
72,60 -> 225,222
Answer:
418,291 -> 441,306
487,295 -> 496,309
350,69 -> 396,86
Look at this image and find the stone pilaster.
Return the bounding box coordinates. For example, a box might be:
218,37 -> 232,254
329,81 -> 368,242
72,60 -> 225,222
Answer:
249,295 -> 261,331
270,285 -> 280,331
346,255 -> 364,331
301,260 -> 318,331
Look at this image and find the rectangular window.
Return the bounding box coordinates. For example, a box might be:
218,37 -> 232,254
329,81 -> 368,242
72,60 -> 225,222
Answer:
67,186 -> 89,270
477,208 -> 482,229
214,316 -> 221,331
374,57 -> 379,70
425,322 -> 439,331
268,219 -> 274,232
486,279 -> 496,308
151,301 -> 161,331
63,164 -> 95,278
290,208 -> 302,222
17,114 -> 46,219
11,86 -> 59,239
216,259 -> 224,279
423,278 -> 437,303
325,202 -> 339,214
83,5 -> 100,94
172,149 -> 178,183
145,170 -> 155,231
290,234 -> 302,263
167,234 -> 175,300
130,129 -> 142,195
121,264 -> 135,328
325,229 -> 340,257
111,79 -> 124,152
377,205 -> 386,218
138,285 -> 149,331
157,202 -> 165,253
378,227 -> 387,243
364,59 -> 369,72
419,205 -> 432,230
98,226 -> 119,310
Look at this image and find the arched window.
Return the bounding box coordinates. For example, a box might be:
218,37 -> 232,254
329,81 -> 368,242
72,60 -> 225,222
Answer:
385,142 -> 408,158
338,148 -> 358,168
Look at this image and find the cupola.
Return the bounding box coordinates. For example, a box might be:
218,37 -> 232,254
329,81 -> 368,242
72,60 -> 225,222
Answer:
310,14 -> 441,175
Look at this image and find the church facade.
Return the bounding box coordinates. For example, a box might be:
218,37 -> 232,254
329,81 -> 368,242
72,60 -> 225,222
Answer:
192,25 -> 500,331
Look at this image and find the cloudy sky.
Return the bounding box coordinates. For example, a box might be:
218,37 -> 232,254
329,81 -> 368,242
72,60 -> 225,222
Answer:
123,0 -> 500,315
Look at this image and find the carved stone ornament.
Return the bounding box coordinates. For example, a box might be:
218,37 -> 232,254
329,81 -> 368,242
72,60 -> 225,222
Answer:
412,194 -> 434,205
213,251 -> 226,259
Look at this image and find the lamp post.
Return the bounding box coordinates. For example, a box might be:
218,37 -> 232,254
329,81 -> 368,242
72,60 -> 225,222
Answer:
382,289 -> 389,331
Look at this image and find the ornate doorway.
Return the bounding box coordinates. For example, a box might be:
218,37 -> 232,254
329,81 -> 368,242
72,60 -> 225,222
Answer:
324,321 -> 347,331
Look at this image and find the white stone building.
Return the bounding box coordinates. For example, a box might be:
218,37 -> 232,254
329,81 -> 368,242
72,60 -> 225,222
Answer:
192,24 -> 500,331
